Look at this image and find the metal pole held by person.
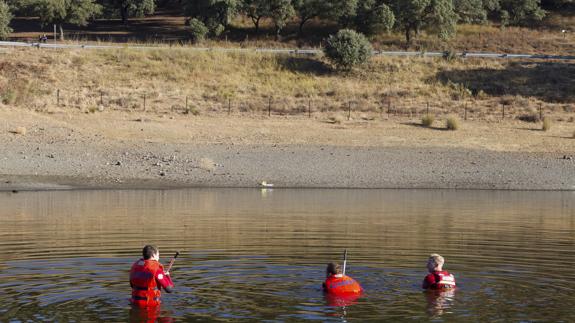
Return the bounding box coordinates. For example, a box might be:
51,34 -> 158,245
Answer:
166,251 -> 180,274
342,249 -> 348,276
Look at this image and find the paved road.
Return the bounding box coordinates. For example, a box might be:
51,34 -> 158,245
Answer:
1,40 -> 574,61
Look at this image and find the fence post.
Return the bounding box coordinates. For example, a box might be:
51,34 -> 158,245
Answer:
308,99 -> 311,118
143,94 -> 146,111
185,96 -> 188,113
464,102 -> 467,121
426,102 -> 429,116
388,100 -> 391,117
502,103 -> 505,119
268,97 -> 271,117
228,98 -> 231,115
348,101 -> 352,120
100,91 -> 103,106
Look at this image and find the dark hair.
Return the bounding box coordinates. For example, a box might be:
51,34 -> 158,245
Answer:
326,262 -> 342,276
142,245 -> 159,260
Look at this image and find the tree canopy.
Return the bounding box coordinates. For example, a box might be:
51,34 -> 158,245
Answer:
20,0 -> 102,39
355,0 -> 395,35
184,0 -> 240,35
392,0 -> 458,44
101,0 -> 155,25
3,0 -> 566,43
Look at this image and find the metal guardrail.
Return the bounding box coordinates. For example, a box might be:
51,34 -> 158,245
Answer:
1,40 -> 574,61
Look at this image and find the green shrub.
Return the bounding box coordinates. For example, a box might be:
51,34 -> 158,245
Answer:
1,89 -> 16,105
476,90 -> 488,100
542,117 -> 552,131
188,18 -> 209,43
446,116 -> 459,130
0,1 -> 12,40
421,115 -> 435,127
185,105 -> 200,116
323,29 -> 373,71
210,23 -> 225,37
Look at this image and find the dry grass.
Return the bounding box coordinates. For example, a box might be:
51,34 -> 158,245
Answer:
0,47 -> 573,123
421,115 -> 435,127
446,116 -> 460,131
327,114 -> 345,124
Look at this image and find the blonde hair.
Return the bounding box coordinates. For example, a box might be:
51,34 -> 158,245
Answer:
428,254 -> 445,268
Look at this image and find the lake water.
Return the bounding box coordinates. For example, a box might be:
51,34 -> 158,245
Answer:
0,189 -> 574,322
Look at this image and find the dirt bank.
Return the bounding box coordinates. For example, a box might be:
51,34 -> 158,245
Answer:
1,108 -> 573,191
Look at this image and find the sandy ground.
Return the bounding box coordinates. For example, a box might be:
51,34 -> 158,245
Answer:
0,108 -> 574,190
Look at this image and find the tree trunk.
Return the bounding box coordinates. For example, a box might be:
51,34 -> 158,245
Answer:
298,18 -> 309,36
275,25 -> 281,41
121,5 -> 129,25
251,16 -> 260,34
405,28 -> 411,44
59,24 -> 64,41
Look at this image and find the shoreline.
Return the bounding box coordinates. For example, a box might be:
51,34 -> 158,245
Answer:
3,178 -> 575,192
1,145 -> 573,192
1,110 -> 573,192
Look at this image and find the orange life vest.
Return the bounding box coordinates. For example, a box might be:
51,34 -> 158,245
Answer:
324,275 -> 363,295
130,259 -> 163,307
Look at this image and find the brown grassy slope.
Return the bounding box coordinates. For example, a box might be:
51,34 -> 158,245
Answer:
0,47 -> 573,122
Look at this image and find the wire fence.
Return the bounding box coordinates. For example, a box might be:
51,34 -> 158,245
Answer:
35,88 -> 575,123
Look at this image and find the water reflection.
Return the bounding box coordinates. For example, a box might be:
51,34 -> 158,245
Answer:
424,289 -> 456,318
0,189 -> 574,321
128,306 -> 174,323
325,293 -> 363,307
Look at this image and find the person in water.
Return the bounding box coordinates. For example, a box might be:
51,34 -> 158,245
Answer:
422,254 -> 456,290
130,245 -> 175,307
323,263 -> 363,295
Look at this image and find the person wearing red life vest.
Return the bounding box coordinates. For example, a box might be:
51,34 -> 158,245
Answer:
323,263 -> 363,296
130,245 -> 175,307
422,253 -> 456,290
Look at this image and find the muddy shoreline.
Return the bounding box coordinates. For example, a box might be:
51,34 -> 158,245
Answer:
1,144 -> 574,191
1,110 -> 573,191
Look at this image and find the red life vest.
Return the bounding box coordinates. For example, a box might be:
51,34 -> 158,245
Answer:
427,271 -> 456,290
130,259 -> 163,307
323,275 -> 363,295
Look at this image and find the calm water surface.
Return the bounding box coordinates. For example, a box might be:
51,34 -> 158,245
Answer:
0,189 -> 574,322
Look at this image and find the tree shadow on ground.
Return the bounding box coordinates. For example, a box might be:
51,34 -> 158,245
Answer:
435,62 -> 575,103
276,56 -> 332,76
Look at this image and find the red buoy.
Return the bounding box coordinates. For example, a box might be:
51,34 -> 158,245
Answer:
323,274 -> 363,295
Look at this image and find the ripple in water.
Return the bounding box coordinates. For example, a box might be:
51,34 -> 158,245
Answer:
0,189 -> 574,322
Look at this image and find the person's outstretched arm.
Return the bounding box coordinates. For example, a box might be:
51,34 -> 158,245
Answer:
156,270 -> 175,293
